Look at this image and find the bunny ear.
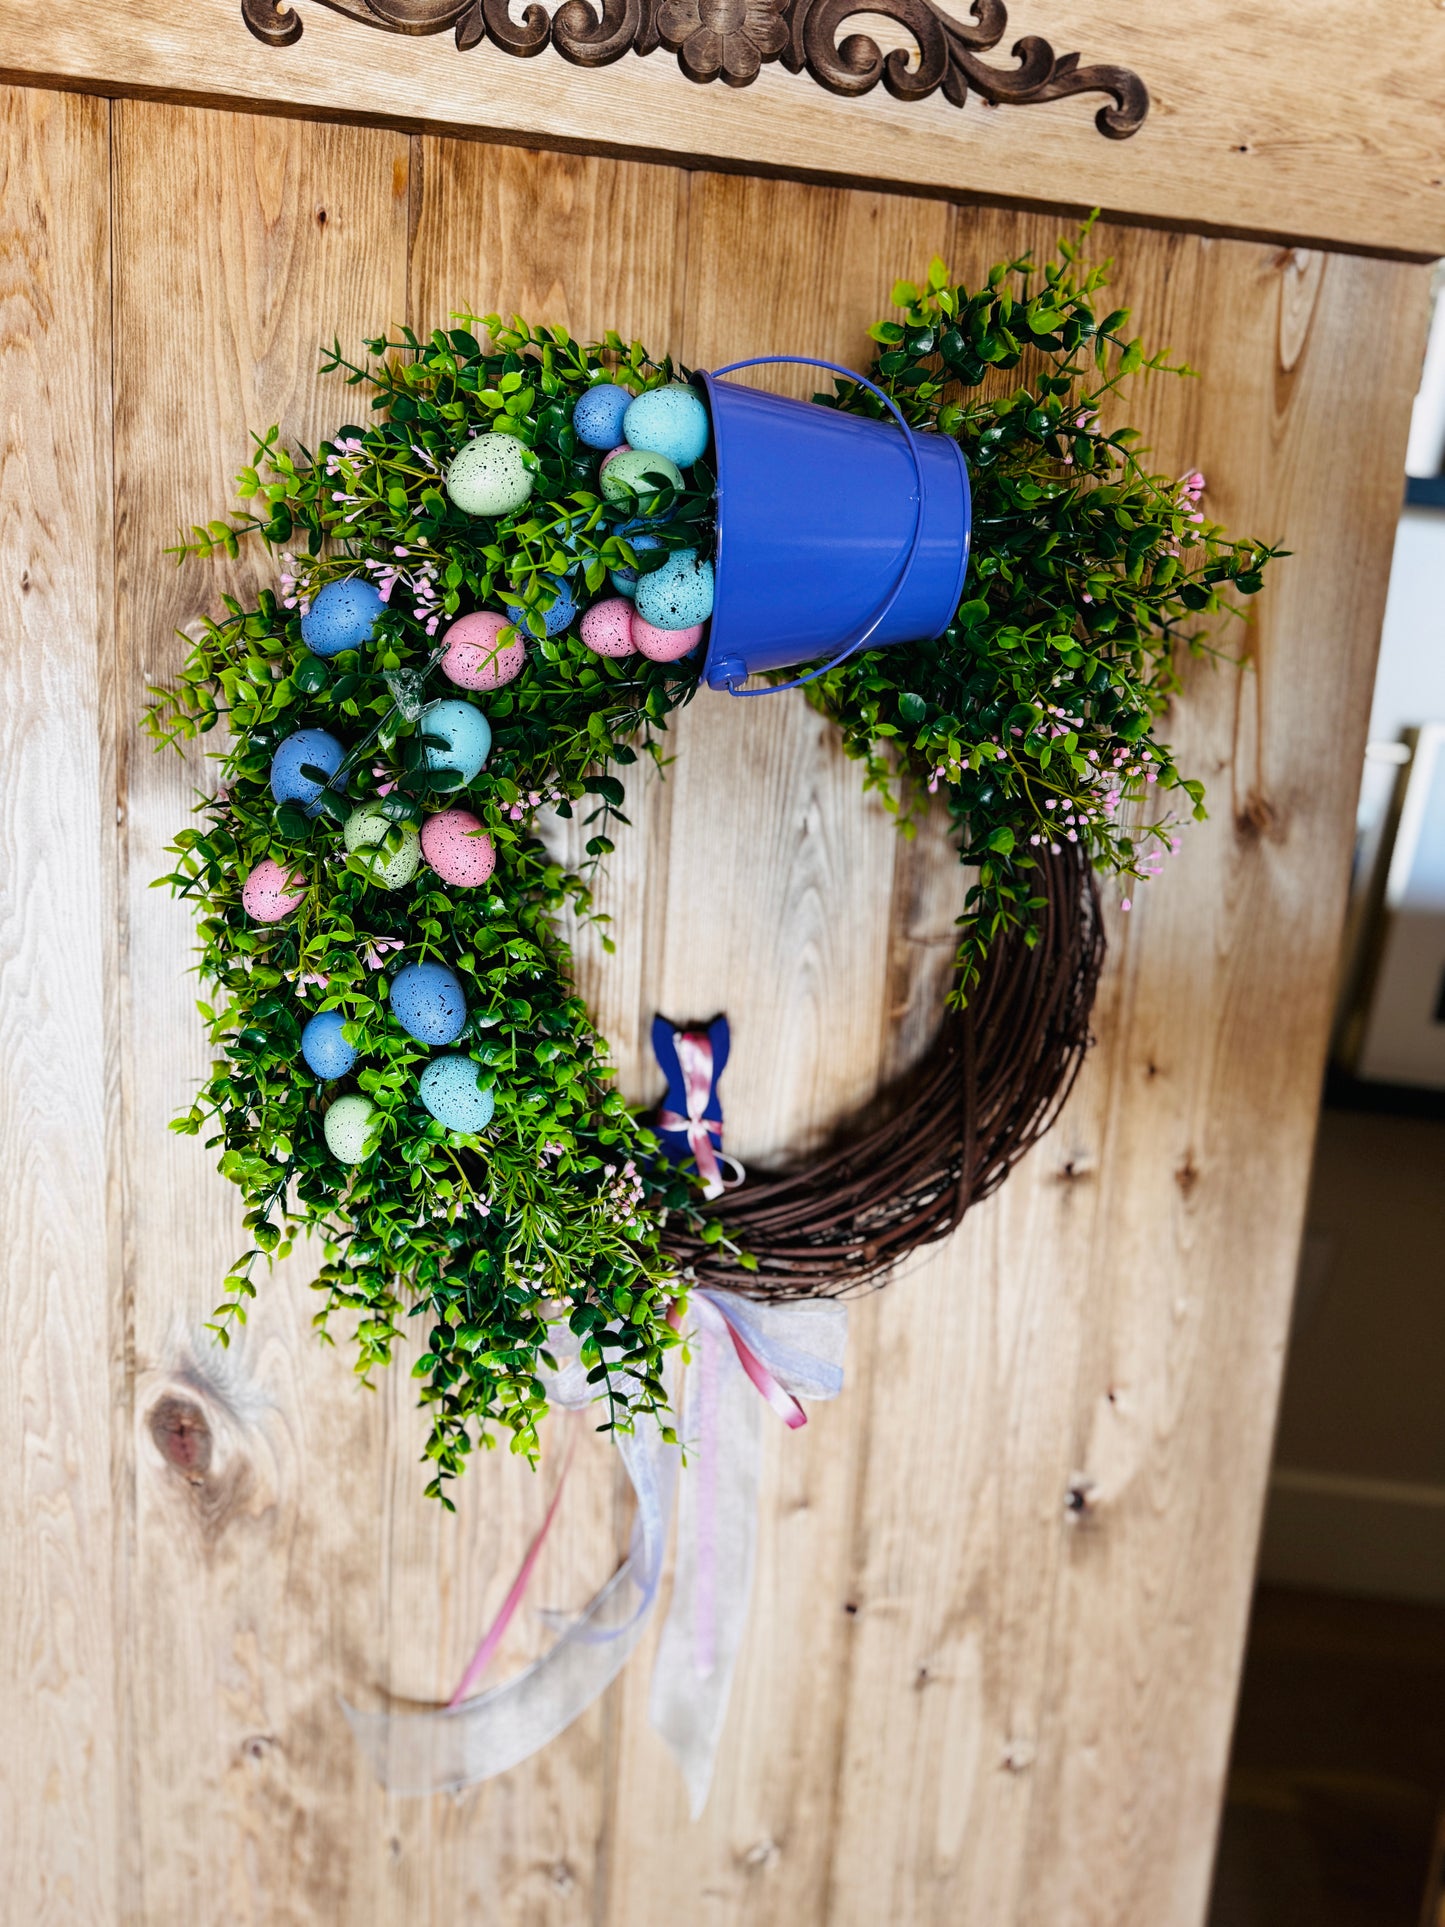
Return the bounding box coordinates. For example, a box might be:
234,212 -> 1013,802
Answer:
706,1015 -> 731,1082
651,1016 -> 686,1115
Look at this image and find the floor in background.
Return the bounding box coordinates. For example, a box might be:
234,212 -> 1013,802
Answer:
1209,1586 -> 1445,1927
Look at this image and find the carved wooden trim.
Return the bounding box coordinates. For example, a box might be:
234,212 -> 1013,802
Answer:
240,0 -> 1149,136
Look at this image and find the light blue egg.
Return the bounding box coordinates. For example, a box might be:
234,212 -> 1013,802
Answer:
301,1009 -> 357,1080
518,574 -> 577,639
609,524 -> 665,598
270,728 -> 348,816
635,550 -> 715,630
418,699 -> 491,784
419,1054 -> 496,1134
622,385 -> 710,469
301,577 -> 385,658
389,962 -> 467,1046
572,383 -> 633,451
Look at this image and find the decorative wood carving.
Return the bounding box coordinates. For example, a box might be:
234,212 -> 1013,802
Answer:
240,0 -> 1149,136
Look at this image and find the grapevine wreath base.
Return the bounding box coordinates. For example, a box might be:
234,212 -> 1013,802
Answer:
149,229 -> 1276,1502
662,840 -> 1105,1297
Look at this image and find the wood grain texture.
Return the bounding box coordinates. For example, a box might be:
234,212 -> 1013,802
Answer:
0,99 -> 1434,1926
2,0 -> 1445,257
0,84 -> 120,1927
112,101 -> 410,1924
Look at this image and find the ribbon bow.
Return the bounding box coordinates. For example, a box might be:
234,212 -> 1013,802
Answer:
653,1016 -> 744,1201
343,1288 -> 846,1813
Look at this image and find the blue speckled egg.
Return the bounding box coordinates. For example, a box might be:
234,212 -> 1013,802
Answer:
418,699 -> 491,784
301,1009 -> 357,1080
518,575 -> 577,639
635,550 -> 715,630
301,577 -> 384,658
324,1093 -> 379,1164
601,448 -> 684,505
622,385 -> 710,469
447,433 -> 534,517
609,524 -> 664,597
572,383 -> 633,451
270,728 -> 348,816
419,1054 -> 496,1134
390,962 -> 467,1045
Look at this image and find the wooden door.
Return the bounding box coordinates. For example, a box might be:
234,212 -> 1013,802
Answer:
0,84 -> 1432,1925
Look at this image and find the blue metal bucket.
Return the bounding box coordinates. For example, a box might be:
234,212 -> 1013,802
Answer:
697,356 -> 971,696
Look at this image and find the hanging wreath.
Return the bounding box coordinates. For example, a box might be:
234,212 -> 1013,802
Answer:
146,224 -> 1278,1502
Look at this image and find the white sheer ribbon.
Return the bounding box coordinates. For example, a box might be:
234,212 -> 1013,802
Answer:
343,1289 -> 847,1808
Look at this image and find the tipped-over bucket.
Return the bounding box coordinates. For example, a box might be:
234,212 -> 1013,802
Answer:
697,356 -> 971,695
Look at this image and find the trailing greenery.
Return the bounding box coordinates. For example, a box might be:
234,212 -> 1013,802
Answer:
146,228 -> 1277,1499
812,224 -> 1281,997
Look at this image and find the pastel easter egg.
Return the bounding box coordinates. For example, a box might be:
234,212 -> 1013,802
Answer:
418,699 -> 491,784
572,383 -> 633,451
635,550 -> 714,630
633,614 -> 704,662
301,577 -> 385,658
609,526 -> 664,597
419,1055 -> 497,1134
601,447 -> 684,505
446,432 -> 534,517
598,443 -> 630,476
389,962 -> 467,1046
421,809 -> 496,888
518,575 -> 577,640
441,611 -> 525,691
242,857 -> 307,924
270,727 -> 348,817
343,802 -> 421,890
622,385 -> 710,469
580,597 -> 636,659
301,1009 -> 357,1080
323,1093 -> 380,1165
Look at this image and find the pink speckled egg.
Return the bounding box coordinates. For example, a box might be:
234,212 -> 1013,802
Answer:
421,808 -> 496,889
633,614 -> 704,662
598,443 -> 631,476
242,857 -> 307,923
441,611 -> 525,691
580,597 -> 636,659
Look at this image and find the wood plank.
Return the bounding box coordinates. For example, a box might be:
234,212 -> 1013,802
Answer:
2,0 -> 1444,258
112,100 -> 411,1923
0,83 -> 120,1927
372,136 -> 691,1926
823,228 -> 1434,1927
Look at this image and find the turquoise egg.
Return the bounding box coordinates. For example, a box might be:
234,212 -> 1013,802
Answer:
270,728 -> 348,816
323,1093 -> 379,1164
635,550 -> 715,630
418,699 -> 491,784
301,578 -> 384,658
622,385 -> 710,469
419,1054 -> 496,1134
447,433 -> 534,517
572,384 -> 633,451
301,1009 -> 357,1080
390,962 -> 467,1045
601,448 -> 683,505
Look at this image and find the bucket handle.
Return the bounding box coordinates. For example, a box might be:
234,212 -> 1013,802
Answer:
706,355 -> 927,698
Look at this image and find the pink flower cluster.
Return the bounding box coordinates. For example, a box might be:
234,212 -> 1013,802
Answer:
508,783 -> 564,822
362,936 -> 404,971
602,1158 -> 643,1230
363,550 -> 444,636
277,551 -> 311,615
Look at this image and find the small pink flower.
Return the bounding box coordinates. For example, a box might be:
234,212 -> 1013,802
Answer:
371,764 -> 397,798
1121,898 -> 1132,912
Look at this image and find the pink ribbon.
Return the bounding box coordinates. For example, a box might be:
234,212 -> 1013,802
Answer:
447,1423 -> 577,1707
657,1029 -> 729,1200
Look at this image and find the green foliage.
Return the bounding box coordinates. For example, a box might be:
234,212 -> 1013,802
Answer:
819,220 -> 1282,999
146,232 -> 1278,1497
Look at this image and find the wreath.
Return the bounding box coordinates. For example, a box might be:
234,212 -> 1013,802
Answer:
147,224 -> 1277,1502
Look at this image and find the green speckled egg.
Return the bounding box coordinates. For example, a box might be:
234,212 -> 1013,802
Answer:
344,802 -> 422,889
324,1093 -> 379,1164
600,447 -> 684,505
447,433 -> 534,517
